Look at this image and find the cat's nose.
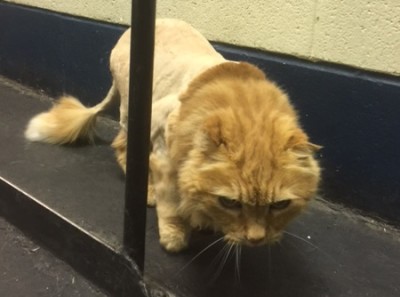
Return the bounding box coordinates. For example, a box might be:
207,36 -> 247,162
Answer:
246,224 -> 266,245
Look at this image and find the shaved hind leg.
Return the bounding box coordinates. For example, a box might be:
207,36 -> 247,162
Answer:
111,129 -> 156,206
111,129 -> 127,173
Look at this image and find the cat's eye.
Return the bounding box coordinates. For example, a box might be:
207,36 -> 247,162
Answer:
218,196 -> 242,210
270,199 -> 291,211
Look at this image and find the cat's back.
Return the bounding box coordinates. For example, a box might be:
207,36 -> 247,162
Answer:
152,19 -> 225,100
110,19 -> 222,73
155,19 -> 217,57
110,19 -> 225,102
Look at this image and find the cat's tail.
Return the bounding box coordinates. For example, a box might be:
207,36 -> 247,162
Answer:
25,82 -> 118,144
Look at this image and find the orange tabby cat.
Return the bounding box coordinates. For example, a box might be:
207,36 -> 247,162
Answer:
25,19 -> 321,252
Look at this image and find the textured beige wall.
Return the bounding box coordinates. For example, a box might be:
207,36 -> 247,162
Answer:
157,0 -> 400,75
313,1 -> 400,75
4,0 -> 400,75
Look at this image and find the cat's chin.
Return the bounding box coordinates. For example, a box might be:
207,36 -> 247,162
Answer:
243,239 -> 267,247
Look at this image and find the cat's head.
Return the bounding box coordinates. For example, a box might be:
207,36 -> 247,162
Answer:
169,62 -> 321,246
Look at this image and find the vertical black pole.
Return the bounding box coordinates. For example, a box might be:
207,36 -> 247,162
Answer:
124,0 -> 156,272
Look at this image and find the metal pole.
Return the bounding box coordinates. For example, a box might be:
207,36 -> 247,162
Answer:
123,0 -> 156,272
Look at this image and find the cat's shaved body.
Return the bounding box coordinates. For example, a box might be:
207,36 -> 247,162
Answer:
25,19 -> 320,252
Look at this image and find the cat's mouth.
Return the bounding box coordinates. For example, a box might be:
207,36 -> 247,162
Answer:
244,238 -> 267,247
223,237 -> 265,247
225,233 -> 282,247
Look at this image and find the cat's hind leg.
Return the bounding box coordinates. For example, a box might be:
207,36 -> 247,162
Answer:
111,128 -> 156,206
111,128 -> 127,173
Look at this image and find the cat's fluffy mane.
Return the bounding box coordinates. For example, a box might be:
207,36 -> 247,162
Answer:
170,62 -> 320,205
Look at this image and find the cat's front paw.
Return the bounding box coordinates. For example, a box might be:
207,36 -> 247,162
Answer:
159,227 -> 189,253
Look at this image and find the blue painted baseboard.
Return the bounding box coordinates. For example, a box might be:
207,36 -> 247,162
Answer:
1,2 -> 399,225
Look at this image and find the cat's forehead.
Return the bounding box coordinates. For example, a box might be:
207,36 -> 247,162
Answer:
237,165 -> 318,205
239,188 -> 298,205
214,181 -> 300,205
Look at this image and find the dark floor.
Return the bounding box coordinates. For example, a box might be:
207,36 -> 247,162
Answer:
144,200 -> 400,297
0,216 -> 106,297
1,77 -> 400,297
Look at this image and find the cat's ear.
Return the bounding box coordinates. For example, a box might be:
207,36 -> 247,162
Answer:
286,130 -> 322,154
304,142 -> 323,152
202,114 -> 226,146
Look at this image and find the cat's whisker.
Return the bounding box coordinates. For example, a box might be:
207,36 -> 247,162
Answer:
234,244 -> 242,284
267,245 -> 272,284
210,243 -> 234,283
176,236 -> 225,276
283,231 -> 335,261
213,243 -> 233,279
283,235 -> 303,253
283,231 -> 322,251
205,242 -> 230,285
209,241 -> 230,270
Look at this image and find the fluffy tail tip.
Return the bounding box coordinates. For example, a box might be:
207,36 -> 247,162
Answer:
25,113 -> 51,142
24,96 -> 98,144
